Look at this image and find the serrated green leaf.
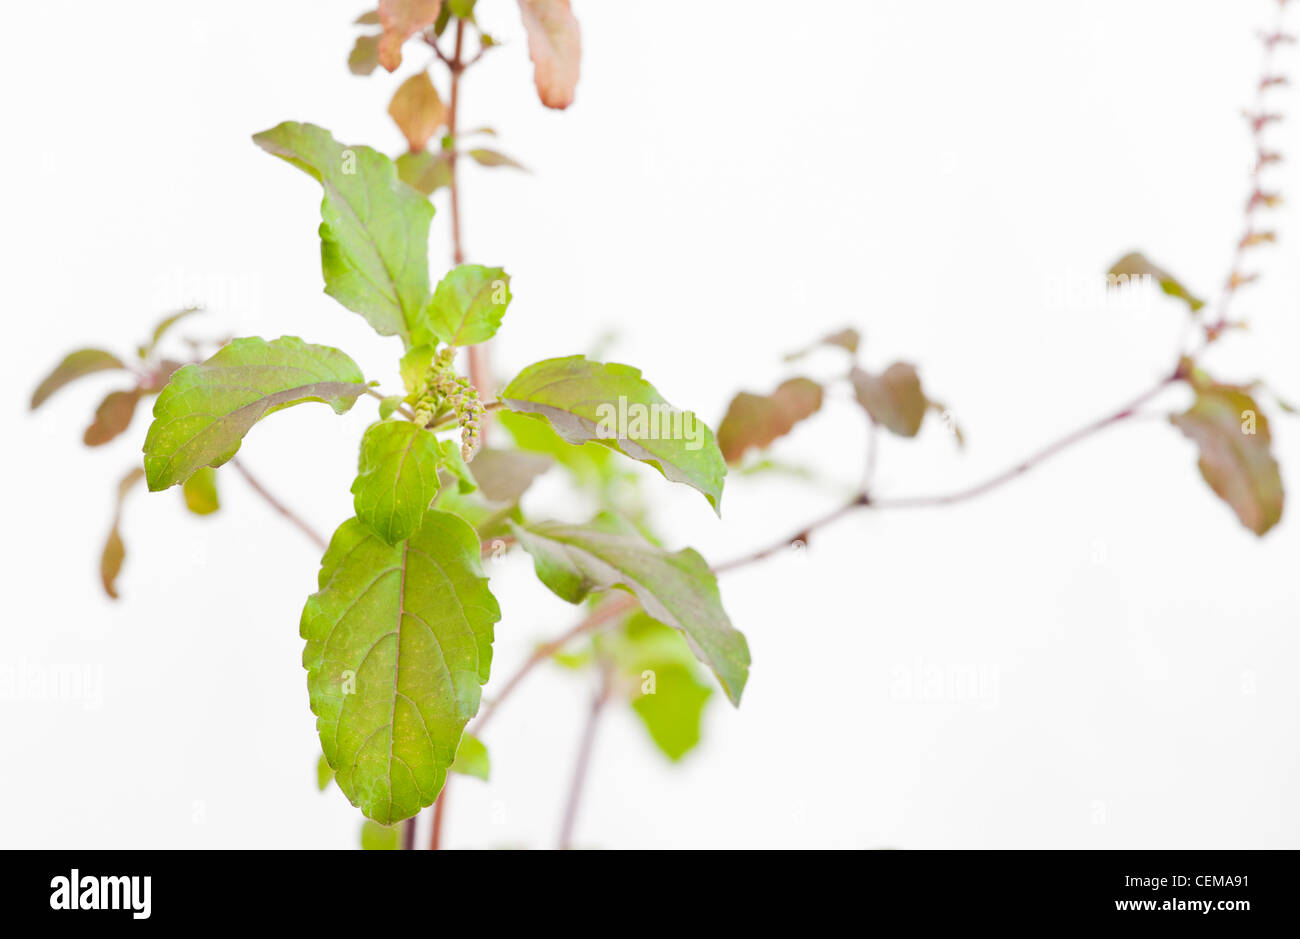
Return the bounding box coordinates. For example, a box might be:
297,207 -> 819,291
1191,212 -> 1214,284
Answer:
360,819 -> 401,850
182,466 -> 220,516
84,389 -> 143,447
510,515 -> 749,705
101,466 -> 144,601
421,264 -> 511,347
850,363 -> 928,437
31,349 -> 127,409
450,732 -> 489,780
143,336 -> 366,491
317,753 -> 334,791
501,356 -> 726,513
253,122 -> 435,344
717,377 -> 823,464
302,510 -> 500,824
1171,384 -> 1284,535
352,421 -> 443,544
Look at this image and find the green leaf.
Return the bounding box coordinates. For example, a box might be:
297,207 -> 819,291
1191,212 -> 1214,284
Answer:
302,510 -> 500,824
84,389 -> 143,447
497,409 -> 616,489
450,732 -> 490,780
500,356 -> 726,513
101,467 -> 144,601
360,820 -> 401,850
850,363 -> 928,437
140,306 -> 202,359
1108,252 -> 1206,314
378,395 -> 406,420
510,515 -> 749,705
399,343 -> 436,396
143,336 -> 366,491
253,122 -> 435,344
348,33 -> 381,76
396,150 -> 453,195
437,439 -> 478,494
31,349 -> 127,409
421,264 -> 511,347
465,448 -> 552,503
717,377 -> 823,464
466,148 -> 528,171
352,420 -> 443,544
182,466 -> 220,516
1171,384 -> 1284,535
317,753 -> 334,791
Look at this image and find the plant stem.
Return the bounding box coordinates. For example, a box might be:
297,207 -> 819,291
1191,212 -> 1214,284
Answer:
229,458 -> 327,551
429,784 -> 448,850
557,661 -> 612,850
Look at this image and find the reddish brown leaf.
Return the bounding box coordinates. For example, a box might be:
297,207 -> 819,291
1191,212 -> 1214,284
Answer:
516,0 -> 581,109
388,72 -> 445,151
84,389 -> 143,447
717,378 -> 824,464
101,467 -> 144,600
378,0 -> 443,72
850,363 -> 928,438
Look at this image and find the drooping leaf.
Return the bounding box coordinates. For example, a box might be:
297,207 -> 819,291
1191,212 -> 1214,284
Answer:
717,377 -> 823,464
378,395 -> 406,419
850,363 -> 928,437
396,149 -> 453,195
466,148 -> 528,171
31,349 -> 127,409
253,122 -> 435,344
182,466 -> 220,516
377,0 -> 443,72
421,264 -> 511,347
500,356 -> 726,513
604,612 -> 713,762
348,34 -> 382,75
140,306 -> 202,359
784,327 -> 860,361
352,420 -> 443,544
84,389 -> 143,447
101,467 -> 144,600
317,753 -> 335,791
1108,252 -> 1206,314
516,0 -> 581,109
510,514 -> 750,705
356,10 -> 381,25
302,510 -> 500,824
1171,384 -> 1284,535
388,72 -> 445,152
143,336 -> 366,491
465,448 -> 552,503
450,732 -> 489,780
360,820 -> 401,850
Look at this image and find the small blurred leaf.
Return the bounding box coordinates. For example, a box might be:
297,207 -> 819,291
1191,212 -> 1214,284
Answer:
438,439 -> 478,493
717,377 -> 823,464
378,395 -> 406,419
84,389 -> 143,447
316,753 -> 334,791
348,34 -> 381,75
396,149 -> 453,195
1171,384 -> 1284,535
784,327 -> 860,361
516,0 -> 581,109
356,10 -> 381,25
101,467 -> 144,600
140,306 -> 202,359
377,0 -> 444,72
450,732 -> 489,780
850,363 -> 928,438
31,349 -> 127,409
389,72 -> 445,152
1108,252 -> 1205,314
466,448 -> 552,503
360,820 -> 401,850
182,466 -> 220,516
467,148 -> 528,171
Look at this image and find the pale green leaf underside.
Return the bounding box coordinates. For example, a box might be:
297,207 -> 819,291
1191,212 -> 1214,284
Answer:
501,356 -> 726,513
510,515 -> 749,705
143,336 -> 366,491
253,121 -> 434,344
352,420 -> 443,544
302,510 -> 500,824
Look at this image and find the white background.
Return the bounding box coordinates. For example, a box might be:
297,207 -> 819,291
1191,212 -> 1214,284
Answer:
3,0 -> 1299,849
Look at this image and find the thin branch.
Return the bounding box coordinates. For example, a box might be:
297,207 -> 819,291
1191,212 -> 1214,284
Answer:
557,660 -> 613,850
430,785 -> 448,850
229,458 -> 327,551
363,386 -> 416,421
